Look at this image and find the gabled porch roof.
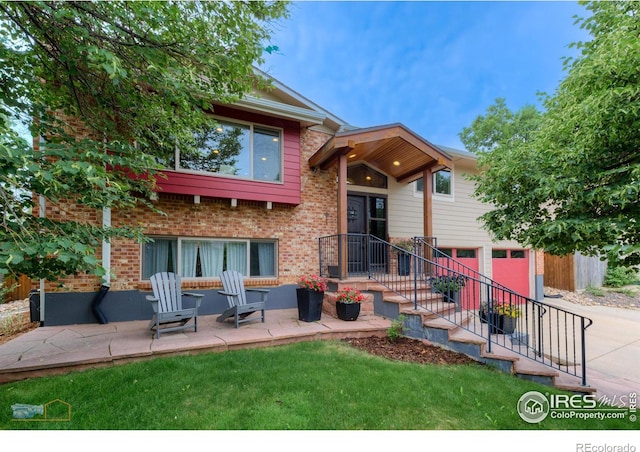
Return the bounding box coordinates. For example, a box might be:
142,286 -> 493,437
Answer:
309,123 -> 454,183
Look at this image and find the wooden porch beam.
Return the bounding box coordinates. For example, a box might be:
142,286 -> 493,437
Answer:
423,167 -> 433,239
332,126 -> 453,167
309,138 -> 355,170
337,153 -> 348,280
308,136 -> 336,169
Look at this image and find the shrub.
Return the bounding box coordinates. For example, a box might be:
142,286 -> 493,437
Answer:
387,315 -> 406,341
0,282 -> 14,306
604,266 -> 638,288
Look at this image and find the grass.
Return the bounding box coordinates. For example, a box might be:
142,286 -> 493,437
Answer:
0,314 -> 26,338
0,341 -> 633,430
585,285 -> 607,297
613,288 -> 637,297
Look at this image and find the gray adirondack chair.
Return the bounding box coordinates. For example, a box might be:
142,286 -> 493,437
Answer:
146,272 -> 204,339
217,270 -> 268,328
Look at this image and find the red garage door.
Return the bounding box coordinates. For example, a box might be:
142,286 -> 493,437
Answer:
437,248 -> 480,309
492,249 -> 529,297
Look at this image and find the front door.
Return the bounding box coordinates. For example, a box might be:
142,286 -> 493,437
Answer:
347,195 -> 367,273
347,194 -> 387,274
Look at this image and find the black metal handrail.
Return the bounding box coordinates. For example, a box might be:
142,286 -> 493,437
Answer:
318,233 -> 593,386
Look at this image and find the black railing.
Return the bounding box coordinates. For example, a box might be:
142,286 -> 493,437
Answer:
318,234 -> 593,386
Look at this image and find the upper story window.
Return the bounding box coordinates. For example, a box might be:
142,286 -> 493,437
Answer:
416,169 -> 452,196
170,118 -> 283,182
434,170 -> 451,195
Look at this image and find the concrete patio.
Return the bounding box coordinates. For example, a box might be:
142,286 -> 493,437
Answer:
0,309 -> 392,384
0,301 -> 638,406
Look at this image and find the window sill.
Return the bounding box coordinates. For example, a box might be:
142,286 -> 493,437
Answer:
162,168 -> 284,185
137,278 -> 279,291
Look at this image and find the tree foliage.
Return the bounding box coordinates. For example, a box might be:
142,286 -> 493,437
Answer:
0,1 -> 288,280
459,98 -> 542,154
463,1 -> 640,265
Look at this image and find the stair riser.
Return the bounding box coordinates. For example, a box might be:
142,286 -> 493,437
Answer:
482,358 -> 515,374
373,283 -> 588,393
516,373 -> 556,387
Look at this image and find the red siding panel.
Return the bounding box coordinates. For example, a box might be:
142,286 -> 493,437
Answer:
156,106 -> 302,205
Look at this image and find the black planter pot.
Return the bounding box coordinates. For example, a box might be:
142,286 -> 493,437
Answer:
487,313 -> 517,334
397,253 -> 411,276
296,288 -> 324,322
336,301 -> 360,321
479,309 -> 488,323
441,290 -> 460,304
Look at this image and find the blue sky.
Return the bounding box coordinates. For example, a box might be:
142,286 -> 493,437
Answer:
260,1 -> 590,150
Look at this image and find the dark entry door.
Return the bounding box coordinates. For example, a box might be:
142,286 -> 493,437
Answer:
346,194 -> 388,274
347,195 -> 367,273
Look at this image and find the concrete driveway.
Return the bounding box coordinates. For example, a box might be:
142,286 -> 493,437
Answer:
543,296 -> 640,400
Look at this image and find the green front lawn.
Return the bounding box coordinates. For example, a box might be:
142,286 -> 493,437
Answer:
0,341 -> 633,430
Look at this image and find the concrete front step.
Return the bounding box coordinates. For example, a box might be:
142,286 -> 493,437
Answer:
401,309 -> 594,394
350,278 -> 593,393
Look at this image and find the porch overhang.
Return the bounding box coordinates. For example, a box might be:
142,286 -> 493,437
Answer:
308,123 -> 453,183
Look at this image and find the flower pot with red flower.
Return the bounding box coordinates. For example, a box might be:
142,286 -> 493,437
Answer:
296,275 -> 328,322
334,287 -> 364,321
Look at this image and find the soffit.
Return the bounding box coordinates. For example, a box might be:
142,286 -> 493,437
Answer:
309,123 -> 453,183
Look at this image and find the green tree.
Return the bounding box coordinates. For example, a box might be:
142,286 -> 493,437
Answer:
459,98 -> 541,154
0,1 -> 288,281
464,1 -> 640,265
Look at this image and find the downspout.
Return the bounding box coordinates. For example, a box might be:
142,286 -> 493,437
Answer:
92,136 -> 111,323
91,207 -> 111,324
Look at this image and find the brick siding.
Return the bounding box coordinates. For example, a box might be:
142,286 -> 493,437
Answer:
40,127 -> 338,293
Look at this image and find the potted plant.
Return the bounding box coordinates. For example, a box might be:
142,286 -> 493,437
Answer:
431,274 -> 467,310
479,301 -> 489,323
480,300 -> 521,334
395,239 -> 414,276
296,275 -> 328,322
493,301 -> 521,334
334,287 -> 364,321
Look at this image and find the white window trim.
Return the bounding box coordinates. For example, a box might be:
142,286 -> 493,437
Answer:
170,115 -> 285,184
141,236 -> 278,280
413,168 -> 455,202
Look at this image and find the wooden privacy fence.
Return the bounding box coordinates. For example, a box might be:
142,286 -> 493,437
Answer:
544,252 -> 607,292
1,275 -> 32,302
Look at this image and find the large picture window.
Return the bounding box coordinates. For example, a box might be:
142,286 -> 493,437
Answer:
142,237 -> 277,279
176,118 -> 282,182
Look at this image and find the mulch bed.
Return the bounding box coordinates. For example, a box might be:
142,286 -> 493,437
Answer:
343,335 -> 480,366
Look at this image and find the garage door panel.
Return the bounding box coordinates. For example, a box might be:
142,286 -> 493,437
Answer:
492,249 -> 529,297
435,248 -> 480,310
